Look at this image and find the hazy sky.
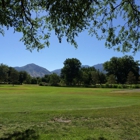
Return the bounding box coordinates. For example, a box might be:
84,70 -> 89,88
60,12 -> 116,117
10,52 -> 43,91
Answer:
1,27 -> 140,71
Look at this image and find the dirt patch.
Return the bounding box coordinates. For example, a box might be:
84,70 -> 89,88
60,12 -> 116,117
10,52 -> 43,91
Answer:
52,117 -> 71,123
112,89 -> 140,93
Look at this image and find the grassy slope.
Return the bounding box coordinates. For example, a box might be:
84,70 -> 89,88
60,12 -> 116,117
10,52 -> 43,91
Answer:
0,85 -> 140,140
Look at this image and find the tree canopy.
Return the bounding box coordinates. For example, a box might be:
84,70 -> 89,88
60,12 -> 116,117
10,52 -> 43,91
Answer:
103,55 -> 139,84
1,0 -> 140,52
0,64 -> 9,82
61,58 -> 81,85
80,67 -> 96,86
0,64 -> 31,84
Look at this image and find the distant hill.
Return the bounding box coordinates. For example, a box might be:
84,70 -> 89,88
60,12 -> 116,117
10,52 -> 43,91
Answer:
14,63 -> 51,77
93,63 -> 105,72
51,69 -> 62,76
13,63 -> 105,77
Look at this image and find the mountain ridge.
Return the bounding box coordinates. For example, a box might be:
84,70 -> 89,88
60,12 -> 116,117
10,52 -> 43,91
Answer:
14,63 -> 51,77
14,63 -> 104,77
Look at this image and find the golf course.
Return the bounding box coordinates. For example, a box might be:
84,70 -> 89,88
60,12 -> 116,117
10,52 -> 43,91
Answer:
0,85 -> 140,140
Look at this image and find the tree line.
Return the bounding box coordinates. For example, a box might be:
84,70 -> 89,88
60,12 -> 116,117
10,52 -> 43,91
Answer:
38,56 -> 140,87
0,64 -> 60,86
0,55 -> 139,86
59,55 -> 140,86
0,65 -> 33,85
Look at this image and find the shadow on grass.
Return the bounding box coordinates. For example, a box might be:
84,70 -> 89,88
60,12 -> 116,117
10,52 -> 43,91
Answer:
0,129 -> 39,140
85,136 -> 107,140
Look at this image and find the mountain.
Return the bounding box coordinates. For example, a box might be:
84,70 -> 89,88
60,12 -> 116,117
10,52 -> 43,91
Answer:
51,69 -> 62,75
14,63 -> 51,77
93,63 -> 105,72
82,64 -> 104,72
13,63 -> 105,77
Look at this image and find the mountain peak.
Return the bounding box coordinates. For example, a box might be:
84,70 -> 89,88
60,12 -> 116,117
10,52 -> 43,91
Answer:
14,64 -> 51,77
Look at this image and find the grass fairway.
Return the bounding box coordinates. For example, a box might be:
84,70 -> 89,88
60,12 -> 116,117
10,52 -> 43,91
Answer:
0,85 -> 140,140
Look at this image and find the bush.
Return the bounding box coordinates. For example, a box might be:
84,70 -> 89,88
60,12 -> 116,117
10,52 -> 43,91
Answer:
131,84 -> 140,89
105,83 -> 110,88
39,82 -> 48,86
117,84 -> 123,89
0,129 -> 39,140
112,84 -> 118,88
100,84 -> 105,88
95,84 -> 100,88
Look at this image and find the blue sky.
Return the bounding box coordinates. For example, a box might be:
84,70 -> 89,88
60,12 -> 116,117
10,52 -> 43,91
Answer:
0,27 -> 140,71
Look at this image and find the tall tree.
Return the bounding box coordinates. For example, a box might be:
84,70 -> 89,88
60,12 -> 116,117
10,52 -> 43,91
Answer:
97,71 -> 107,85
0,64 -> 9,83
81,71 -> 91,86
80,67 -> 96,86
107,74 -> 117,84
91,70 -> 106,85
24,74 -> 32,84
126,71 -> 136,84
104,55 -> 139,84
49,73 -> 60,86
0,1 -> 140,52
8,67 -> 19,85
61,58 -> 81,86
31,78 -> 38,84
41,75 -> 50,83
91,71 -> 99,85
19,71 -> 28,84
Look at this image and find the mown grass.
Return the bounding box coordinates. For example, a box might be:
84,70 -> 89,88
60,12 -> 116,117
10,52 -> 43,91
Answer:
0,85 -> 140,140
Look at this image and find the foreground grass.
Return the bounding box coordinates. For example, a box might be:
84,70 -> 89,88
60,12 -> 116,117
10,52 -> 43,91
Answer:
0,85 -> 140,140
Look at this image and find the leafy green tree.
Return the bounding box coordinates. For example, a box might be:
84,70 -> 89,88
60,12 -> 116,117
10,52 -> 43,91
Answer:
104,55 -> 139,84
1,1 -> 140,52
81,71 -> 90,86
98,71 -> 107,85
31,78 -> 38,84
19,71 -> 29,84
41,75 -> 50,83
24,74 -> 32,84
126,71 -> 136,84
107,74 -> 117,84
0,64 -> 9,83
80,67 -> 96,86
91,71 -> 99,85
49,73 -> 60,86
8,67 -> 19,85
61,58 -> 81,86
36,77 -> 42,84
91,70 -> 106,85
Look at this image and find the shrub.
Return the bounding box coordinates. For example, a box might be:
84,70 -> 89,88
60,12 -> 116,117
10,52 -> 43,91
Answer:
112,84 -> 118,88
105,83 -> 109,88
100,84 -> 105,88
131,84 -> 140,89
39,82 -> 48,86
0,129 -> 39,140
117,84 -> 123,89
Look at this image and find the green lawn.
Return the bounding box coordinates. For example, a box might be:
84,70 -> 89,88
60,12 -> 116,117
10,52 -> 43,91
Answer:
0,85 -> 140,140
